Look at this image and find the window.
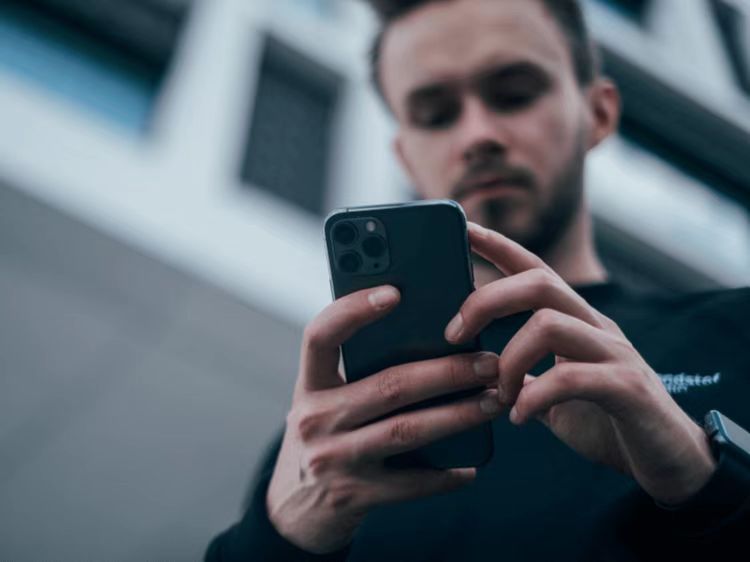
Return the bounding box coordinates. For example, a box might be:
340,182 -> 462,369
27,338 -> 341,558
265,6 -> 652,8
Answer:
0,0 -> 189,132
240,37 -> 342,215
710,0 -> 750,97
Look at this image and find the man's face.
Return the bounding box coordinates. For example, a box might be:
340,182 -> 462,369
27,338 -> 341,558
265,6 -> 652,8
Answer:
380,0 -> 596,255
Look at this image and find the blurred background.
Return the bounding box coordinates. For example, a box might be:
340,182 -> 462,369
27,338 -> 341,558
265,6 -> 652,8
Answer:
1,0 -> 749,559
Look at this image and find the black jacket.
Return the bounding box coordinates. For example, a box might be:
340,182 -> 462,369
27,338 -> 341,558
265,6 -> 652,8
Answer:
207,282 -> 750,561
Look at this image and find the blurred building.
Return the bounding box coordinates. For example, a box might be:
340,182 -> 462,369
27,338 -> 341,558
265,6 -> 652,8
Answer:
0,0 -> 748,559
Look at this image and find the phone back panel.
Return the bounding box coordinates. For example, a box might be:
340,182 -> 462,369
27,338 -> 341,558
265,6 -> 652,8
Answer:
325,200 -> 493,468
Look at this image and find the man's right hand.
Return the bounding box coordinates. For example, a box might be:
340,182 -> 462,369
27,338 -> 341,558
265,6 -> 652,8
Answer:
266,285 -> 503,554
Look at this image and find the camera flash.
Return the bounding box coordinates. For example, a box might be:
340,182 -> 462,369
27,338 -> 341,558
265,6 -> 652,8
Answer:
366,220 -> 376,233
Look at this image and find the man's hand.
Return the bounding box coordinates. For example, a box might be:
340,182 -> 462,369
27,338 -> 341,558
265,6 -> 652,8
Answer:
267,285 -> 502,554
445,222 -> 717,506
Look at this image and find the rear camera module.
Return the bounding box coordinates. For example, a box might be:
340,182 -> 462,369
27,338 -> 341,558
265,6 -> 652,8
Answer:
333,222 -> 358,245
338,252 -> 362,273
362,236 -> 386,258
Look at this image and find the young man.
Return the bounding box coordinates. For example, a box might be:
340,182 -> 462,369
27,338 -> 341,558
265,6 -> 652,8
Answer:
207,1 -> 750,559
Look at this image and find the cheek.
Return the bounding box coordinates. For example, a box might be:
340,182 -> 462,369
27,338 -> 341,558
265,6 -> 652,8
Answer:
401,133 -> 455,196
510,94 -> 581,185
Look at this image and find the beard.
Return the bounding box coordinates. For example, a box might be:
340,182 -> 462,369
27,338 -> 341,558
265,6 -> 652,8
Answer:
458,132 -> 587,258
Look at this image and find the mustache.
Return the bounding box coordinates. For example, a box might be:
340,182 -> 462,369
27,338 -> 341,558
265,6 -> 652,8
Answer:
452,159 -> 536,201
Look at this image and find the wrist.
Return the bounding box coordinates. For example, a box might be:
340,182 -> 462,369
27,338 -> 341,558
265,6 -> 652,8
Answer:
653,423 -> 718,507
653,410 -> 750,532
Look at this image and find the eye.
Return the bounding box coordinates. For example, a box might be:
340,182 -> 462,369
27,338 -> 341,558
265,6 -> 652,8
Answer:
477,69 -> 551,113
408,93 -> 461,130
482,89 -> 538,112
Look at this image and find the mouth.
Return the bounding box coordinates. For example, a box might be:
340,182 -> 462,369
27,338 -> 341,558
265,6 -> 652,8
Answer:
457,178 -> 526,202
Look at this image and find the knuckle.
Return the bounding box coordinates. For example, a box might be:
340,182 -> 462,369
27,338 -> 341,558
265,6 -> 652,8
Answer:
459,296 -> 477,319
389,418 -> 420,446
600,311 -> 626,336
376,370 -> 403,405
292,403 -> 330,442
532,308 -> 562,334
595,309 -> 617,330
619,364 -> 651,393
608,331 -> 637,356
556,363 -> 583,391
302,322 -> 326,353
529,268 -> 557,294
322,479 -> 360,511
302,444 -> 339,479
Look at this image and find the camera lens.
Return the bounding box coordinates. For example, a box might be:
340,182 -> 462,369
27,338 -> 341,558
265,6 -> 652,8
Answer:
333,222 -> 357,245
338,252 -> 362,273
362,236 -> 386,258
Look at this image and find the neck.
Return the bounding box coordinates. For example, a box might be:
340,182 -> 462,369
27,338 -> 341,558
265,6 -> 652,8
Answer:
541,197 -> 609,286
473,198 -> 609,288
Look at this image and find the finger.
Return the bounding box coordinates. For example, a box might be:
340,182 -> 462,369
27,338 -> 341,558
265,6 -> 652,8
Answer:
365,466 -> 477,507
344,389 -> 502,461
509,362 -> 628,425
498,309 -> 615,406
445,268 -> 605,344
299,286 -> 400,393
333,352 -> 499,428
517,374 -> 552,426
467,222 -> 550,276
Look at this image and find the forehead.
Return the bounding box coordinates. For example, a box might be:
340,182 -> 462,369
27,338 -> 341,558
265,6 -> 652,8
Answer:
380,0 -> 572,109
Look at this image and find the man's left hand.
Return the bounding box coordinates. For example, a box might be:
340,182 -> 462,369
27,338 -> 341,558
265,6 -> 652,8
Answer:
446,222 -> 717,506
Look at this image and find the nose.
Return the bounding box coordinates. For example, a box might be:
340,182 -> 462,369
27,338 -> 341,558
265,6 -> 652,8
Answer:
457,95 -> 507,167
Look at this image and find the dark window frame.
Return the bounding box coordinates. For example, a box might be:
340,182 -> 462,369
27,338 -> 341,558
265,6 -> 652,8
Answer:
595,0 -> 653,25
6,0 -> 188,75
710,0 -> 750,98
1,0 -> 190,132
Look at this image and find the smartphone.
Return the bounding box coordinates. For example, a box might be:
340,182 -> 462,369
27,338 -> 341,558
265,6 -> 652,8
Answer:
324,199 -> 494,469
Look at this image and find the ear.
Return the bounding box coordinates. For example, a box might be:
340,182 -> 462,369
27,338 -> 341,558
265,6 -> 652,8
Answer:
585,78 -> 621,151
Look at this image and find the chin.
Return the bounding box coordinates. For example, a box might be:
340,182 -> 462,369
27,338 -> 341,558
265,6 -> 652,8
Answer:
470,199 -> 528,232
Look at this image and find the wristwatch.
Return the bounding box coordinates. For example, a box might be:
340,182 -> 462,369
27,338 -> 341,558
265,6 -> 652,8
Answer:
705,411 -> 750,461
700,410 -> 750,506
652,411 -> 750,536
655,412 -> 750,531
668,411 -> 750,519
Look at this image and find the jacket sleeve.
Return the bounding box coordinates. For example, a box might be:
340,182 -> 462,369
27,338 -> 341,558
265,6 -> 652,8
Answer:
204,429 -> 351,562
650,429 -> 750,545
586,434 -> 750,560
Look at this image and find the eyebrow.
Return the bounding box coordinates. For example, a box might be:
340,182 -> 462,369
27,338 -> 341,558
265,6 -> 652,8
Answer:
405,60 -> 551,107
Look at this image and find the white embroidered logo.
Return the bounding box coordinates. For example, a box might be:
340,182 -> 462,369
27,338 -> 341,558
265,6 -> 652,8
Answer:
657,372 -> 722,395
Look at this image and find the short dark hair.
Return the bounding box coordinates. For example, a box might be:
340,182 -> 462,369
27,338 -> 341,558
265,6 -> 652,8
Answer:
364,0 -> 600,106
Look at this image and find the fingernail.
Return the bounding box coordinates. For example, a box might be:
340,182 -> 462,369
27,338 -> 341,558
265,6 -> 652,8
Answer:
473,353 -> 498,381
445,313 -> 464,342
480,390 -> 501,415
509,406 -> 521,424
455,467 -> 477,483
369,287 -> 399,310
